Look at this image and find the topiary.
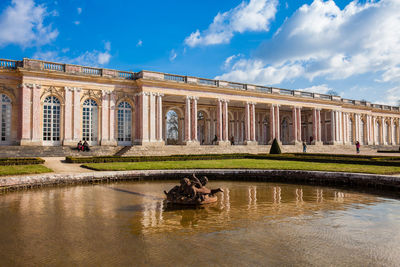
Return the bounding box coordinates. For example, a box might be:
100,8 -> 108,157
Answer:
269,138 -> 281,154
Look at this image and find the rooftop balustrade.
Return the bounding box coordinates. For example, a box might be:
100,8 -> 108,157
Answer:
1,58 -> 399,112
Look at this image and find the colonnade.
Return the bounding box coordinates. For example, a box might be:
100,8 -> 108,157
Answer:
3,83 -> 400,147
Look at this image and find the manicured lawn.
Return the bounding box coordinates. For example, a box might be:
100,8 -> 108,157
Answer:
82,159 -> 400,175
0,165 -> 53,176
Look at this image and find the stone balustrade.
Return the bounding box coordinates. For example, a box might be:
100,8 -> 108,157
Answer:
1,58 -> 399,112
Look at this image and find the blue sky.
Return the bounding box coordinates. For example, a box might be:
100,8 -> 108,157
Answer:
0,0 -> 399,105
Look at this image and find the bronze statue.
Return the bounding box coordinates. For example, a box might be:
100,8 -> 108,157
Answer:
164,174 -> 223,205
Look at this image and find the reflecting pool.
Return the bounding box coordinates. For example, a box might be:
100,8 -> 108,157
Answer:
0,181 -> 399,266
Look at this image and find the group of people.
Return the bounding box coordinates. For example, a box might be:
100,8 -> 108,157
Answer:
77,140 -> 90,152
211,135 -> 235,145
165,174 -> 223,202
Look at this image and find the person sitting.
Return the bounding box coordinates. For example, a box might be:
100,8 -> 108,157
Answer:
83,140 -> 90,152
77,140 -> 83,151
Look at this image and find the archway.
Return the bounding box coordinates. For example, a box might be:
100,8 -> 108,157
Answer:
375,121 -> 381,145
197,111 -> 206,144
280,116 -> 291,145
384,121 -> 389,144
166,110 -> 179,145
43,96 -> 61,145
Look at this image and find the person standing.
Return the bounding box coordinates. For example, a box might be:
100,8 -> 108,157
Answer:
356,141 -> 360,154
302,141 -> 307,153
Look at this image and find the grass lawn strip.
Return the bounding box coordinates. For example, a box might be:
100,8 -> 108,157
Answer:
0,165 -> 53,176
83,159 -> 400,175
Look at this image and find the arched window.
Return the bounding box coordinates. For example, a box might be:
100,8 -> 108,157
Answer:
117,101 -> 132,144
82,99 -> 98,143
280,118 -> 289,144
0,94 -> 11,144
43,96 -> 61,143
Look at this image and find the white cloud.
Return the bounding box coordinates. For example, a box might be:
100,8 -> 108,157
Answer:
185,0 -> 278,47
77,7 -> 82,14
219,0 -> 400,86
297,84 -> 332,94
381,87 -> 400,106
73,20 -> 80,25
0,0 -> 58,47
169,49 -> 177,62
136,39 -> 142,47
33,41 -> 112,66
223,54 -> 242,69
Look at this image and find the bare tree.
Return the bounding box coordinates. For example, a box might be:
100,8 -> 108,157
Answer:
166,110 -> 178,143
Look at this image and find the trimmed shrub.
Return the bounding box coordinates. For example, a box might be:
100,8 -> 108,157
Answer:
0,157 -> 45,165
269,138 -> 281,154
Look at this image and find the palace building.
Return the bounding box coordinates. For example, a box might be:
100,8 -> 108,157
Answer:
0,58 -> 399,151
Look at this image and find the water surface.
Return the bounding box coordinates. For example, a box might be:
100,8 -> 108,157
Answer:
0,181 -> 399,266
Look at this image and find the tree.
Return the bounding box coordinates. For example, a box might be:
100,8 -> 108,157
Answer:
269,138 -> 281,154
327,90 -> 339,96
166,110 -> 178,143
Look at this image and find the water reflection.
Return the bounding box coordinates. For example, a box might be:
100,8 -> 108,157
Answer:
0,181 -> 399,266
129,183 -> 386,236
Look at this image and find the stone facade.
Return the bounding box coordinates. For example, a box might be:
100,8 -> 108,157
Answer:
0,58 -> 400,148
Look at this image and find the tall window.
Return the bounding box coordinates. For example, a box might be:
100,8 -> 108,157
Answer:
117,101 -> 132,144
82,99 -> 98,143
43,96 -> 60,142
395,124 -> 398,145
0,94 -> 11,144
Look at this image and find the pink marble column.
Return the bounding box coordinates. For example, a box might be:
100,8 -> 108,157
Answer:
270,105 -> 275,142
292,106 -> 297,143
109,92 -> 116,143
312,108 -> 317,143
390,118 -> 395,145
185,96 -> 191,142
149,93 -> 156,142
63,87 -> 73,143
251,103 -> 256,141
275,105 -> 280,142
142,92 -> 149,142
331,110 -> 336,143
101,91 -> 110,143
191,97 -> 198,141
31,84 -> 41,142
20,84 -> 32,142
73,88 -> 81,141
245,102 -> 250,141
317,109 -> 322,142
156,93 -> 163,141
297,107 -> 302,142
224,100 -> 229,141
134,94 -> 141,142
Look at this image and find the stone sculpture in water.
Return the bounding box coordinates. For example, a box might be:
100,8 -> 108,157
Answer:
164,174 -> 223,205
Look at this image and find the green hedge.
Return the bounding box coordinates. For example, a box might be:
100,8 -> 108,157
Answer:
247,154 -> 400,166
0,157 -> 45,166
66,153 -> 400,167
65,153 -> 250,163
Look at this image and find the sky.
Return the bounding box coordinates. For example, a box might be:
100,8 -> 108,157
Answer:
0,0 -> 399,105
